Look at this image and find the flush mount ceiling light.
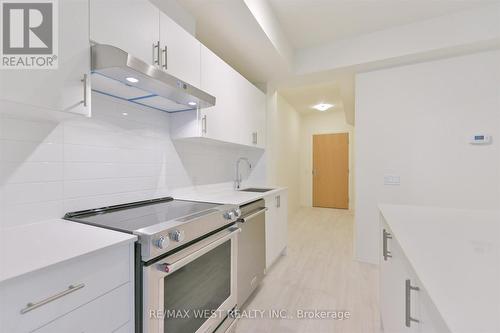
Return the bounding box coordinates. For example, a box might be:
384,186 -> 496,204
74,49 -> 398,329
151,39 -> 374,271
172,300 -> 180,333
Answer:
125,77 -> 139,83
312,103 -> 334,112
188,101 -> 197,106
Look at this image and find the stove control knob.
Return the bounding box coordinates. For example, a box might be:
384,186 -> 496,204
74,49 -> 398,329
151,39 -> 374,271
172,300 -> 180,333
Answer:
154,236 -> 168,249
224,211 -> 235,220
234,208 -> 242,218
169,230 -> 185,242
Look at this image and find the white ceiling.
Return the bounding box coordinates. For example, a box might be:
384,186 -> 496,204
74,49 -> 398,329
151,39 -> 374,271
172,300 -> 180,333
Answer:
178,0 -> 291,85
268,0 -> 499,49
278,82 -> 343,115
176,0 -> 499,125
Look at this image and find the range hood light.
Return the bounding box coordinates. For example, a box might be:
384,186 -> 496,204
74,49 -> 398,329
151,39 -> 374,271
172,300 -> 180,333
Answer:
126,77 -> 139,83
188,101 -> 197,106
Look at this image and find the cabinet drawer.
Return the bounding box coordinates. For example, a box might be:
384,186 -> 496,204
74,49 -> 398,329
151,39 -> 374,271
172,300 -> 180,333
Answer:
0,244 -> 132,333
34,282 -> 131,333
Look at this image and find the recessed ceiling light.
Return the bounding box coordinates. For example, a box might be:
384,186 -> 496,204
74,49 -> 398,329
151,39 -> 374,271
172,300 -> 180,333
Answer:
312,103 -> 334,112
122,112 -> 128,116
125,77 -> 139,83
188,101 -> 197,106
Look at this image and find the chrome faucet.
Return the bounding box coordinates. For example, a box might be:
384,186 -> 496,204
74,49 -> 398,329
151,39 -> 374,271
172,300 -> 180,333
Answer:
234,157 -> 252,190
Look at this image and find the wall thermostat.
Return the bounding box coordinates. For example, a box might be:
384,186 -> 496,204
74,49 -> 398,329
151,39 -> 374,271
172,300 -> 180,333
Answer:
469,134 -> 491,145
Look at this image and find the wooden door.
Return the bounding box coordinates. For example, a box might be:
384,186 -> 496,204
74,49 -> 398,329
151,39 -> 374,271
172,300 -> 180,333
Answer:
312,133 -> 349,209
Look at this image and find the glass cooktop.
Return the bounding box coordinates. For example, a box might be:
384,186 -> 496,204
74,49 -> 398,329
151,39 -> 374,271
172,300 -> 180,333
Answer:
64,197 -> 219,233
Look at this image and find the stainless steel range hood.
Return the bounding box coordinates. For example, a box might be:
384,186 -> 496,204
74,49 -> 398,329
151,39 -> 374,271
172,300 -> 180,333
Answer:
91,44 -> 215,112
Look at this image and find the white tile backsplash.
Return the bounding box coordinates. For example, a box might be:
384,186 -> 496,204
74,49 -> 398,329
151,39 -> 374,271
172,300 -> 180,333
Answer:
0,92 -> 265,228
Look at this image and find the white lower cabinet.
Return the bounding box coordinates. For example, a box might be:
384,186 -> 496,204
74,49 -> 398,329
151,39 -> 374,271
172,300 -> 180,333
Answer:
0,243 -> 134,333
265,190 -> 288,269
380,217 -> 450,333
33,283 -> 131,333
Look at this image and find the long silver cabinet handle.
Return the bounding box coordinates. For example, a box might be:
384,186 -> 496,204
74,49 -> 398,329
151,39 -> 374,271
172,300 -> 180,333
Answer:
20,283 -> 85,314
405,279 -> 420,327
202,115 -> 207,134
383,229 -> 392,261
162,45 -> 168,70
152,41 -> 160,66
81,74 -> 88,107
238,207 -> 268,223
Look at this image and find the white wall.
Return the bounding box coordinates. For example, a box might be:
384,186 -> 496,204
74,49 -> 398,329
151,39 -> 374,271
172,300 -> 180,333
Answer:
0,93 -> 264,229
295,4 -> 500,75
266,91 -> 301,215
355,50 -> 500,264
299,110 -> 355,209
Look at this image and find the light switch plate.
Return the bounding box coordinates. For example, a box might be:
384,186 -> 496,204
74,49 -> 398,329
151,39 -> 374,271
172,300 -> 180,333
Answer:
384,175 -> 400,185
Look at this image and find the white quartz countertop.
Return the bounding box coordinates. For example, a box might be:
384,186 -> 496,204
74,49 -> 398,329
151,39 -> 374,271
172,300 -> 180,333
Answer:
0,219 -> 136,284
379,204 -> 500,333
172,182 -> 287,206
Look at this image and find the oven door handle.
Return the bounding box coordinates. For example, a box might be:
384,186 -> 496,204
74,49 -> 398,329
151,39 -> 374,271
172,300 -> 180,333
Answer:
238,207 -> 267,223
158,227 -> 241,276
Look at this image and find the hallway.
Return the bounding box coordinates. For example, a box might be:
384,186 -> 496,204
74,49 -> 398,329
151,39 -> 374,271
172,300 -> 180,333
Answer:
235,208 -> 380,333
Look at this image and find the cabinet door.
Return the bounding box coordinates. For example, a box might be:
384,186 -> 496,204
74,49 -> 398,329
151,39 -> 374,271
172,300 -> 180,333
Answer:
276,191 -> 288,254
0,0 -> 90,116
159,12 -> 200,87
417,289 -> 450,333
380,221 -> 419,333
33,283 -> 130,333
264,195 -> 278,269
90,0 -> 159,66
200,45 -> 240,144
240,80 -> 266,148
264,191 -> 288,269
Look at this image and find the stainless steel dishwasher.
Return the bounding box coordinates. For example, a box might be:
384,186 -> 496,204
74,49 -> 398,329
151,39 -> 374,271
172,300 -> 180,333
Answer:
237,199 -> 267,307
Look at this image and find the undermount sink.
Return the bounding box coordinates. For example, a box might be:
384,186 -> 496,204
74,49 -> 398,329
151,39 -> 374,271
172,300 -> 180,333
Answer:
239,188 -> 274,193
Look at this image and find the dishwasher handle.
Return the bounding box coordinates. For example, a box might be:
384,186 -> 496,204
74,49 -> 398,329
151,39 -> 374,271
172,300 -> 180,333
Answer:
238,207 -> 268,223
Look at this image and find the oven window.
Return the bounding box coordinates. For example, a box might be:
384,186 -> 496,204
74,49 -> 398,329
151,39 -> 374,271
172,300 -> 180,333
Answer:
163,240 -> 231,333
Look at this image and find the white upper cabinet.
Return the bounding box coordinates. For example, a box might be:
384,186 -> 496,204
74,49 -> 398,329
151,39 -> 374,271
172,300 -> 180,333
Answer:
238,74 -> 266,148
159,12 -> 200,87
0,0 -> 91,117
170,44 -> 266,149
199,44 -> 241,144
90,0 -> 160,66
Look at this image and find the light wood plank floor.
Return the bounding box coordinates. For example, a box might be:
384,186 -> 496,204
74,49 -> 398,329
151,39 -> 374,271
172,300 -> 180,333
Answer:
235,207 -> 381,333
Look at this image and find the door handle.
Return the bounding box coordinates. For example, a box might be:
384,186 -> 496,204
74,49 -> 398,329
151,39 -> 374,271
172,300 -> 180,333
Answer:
152,41 -> 160,66
201,115 -> 207,135
20,283 -> 85,314
405,279 -> 420,327
80,74 -> 88,107
383,229 -> 392,261
158,227 -> 241,276
238,207 -> 267,223
162,45 -> 168,70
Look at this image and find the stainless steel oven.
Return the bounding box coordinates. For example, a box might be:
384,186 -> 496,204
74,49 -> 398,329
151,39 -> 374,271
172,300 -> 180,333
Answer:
144,225 -> 240,333
64,197 -> 243,333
